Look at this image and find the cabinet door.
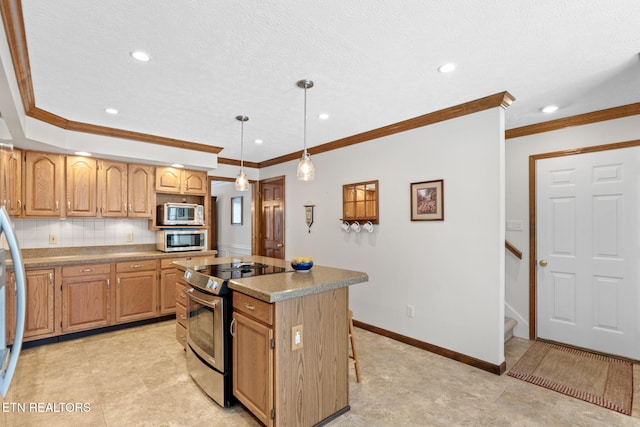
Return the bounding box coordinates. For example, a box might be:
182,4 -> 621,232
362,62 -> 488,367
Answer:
155,167 -> 182,193
5,271 -> 15,344
233,311 -> 274,427
183,170 -> 207,195
99,160 -> 128,217
159,268 -> 178,315
62,275 -> 111,332
115,270 -> 157,323
0,148 -> 22,216
127,164 -> 155,218
66,156 -> 98,217
25,152 -> 64,217
24,268 -> 56,338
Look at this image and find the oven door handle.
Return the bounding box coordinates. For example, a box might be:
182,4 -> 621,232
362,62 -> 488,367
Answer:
186,290 -> 218,308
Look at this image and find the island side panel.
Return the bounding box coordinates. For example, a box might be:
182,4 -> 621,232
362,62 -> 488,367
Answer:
274,287 -> 349,426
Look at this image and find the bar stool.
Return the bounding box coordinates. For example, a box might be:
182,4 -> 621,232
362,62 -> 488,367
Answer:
348,309 -> 361,382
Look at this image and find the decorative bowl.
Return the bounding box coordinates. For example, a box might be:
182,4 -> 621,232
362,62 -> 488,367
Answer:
291,261 -> 313,272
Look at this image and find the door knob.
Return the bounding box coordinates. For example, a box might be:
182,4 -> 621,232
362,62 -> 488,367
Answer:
539,259 -> 548,267
276,243 -> 284,248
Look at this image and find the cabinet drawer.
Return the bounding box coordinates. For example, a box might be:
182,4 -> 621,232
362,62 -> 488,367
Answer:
160,256 -> 209,269
176,322 -> 187,349
233,293 -> 273,326
116,259 -> 157,272
62,263 -> 111,277
176,302 -> 188,327
175,282 -> 189,306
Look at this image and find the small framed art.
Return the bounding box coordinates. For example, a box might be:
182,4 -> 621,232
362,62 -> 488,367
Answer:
410,179 -> 444,221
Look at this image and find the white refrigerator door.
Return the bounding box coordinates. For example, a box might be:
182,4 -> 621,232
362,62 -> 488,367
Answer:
0,206 -> 26,398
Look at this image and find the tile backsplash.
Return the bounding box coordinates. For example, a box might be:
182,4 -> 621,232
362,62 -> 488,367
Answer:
2,218 -> 156,249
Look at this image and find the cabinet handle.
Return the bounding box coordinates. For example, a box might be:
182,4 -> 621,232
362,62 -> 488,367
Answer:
49,272 -> 53,285
180,292 -> 186,299
123,203 -> 127,213
243,303 -> 256,311
117,278 -> 120,287
80,268 -> 95,273
67,200 -> 71,210
107,279 -> 110,289
179,314 -> 187,320
130,264 -> 143,269
129,203 -> 132,213
17,200 -> 21,209
55,201 -> 59,211
230,318 -> 236,337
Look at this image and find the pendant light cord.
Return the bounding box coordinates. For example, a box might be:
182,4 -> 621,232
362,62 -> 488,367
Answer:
303,83 -> 308,156
240,119 -> 245,170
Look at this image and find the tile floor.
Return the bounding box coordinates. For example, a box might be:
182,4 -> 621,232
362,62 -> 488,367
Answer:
0,320 -> 638,426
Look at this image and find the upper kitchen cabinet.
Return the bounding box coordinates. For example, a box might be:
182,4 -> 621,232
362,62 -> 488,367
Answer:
24,151 -> 65,217
99,160 -> 155,218
66,155 -> 98,217
156,167 -> 207,196
0,147 -> 22,216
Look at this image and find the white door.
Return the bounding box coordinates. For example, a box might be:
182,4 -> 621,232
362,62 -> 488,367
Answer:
536,146 -> 639,359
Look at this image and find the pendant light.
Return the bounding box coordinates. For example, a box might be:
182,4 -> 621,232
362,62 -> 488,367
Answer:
296,79 -> 315,181
234,115 -> 249,191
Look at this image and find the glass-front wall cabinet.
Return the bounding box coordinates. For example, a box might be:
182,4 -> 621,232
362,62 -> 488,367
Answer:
342,180 -> 379,224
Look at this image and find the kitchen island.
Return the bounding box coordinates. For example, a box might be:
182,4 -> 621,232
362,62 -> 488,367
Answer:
174,256 -> 368,427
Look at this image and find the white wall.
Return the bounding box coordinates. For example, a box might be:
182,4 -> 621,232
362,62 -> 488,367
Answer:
211,181 -> 252,257
261,107 -> 506,366
504,114 -> 640,338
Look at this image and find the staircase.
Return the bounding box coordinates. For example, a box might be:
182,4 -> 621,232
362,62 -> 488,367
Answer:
504,317 -> 517,342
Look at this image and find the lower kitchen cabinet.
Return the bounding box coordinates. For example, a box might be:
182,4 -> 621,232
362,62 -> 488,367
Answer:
61,263 -> 111,333
115,260 -> 158,323
232,308 -> 274,427
232,288 -> 350,427
23,268 -> 56,339
175,276 -> 189,350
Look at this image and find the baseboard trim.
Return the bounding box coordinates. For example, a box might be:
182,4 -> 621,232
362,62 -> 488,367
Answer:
353,319 -> 506,375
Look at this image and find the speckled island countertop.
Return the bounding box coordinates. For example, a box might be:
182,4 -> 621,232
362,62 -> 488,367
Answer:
173,255 -> 369,303
12,244 -> 218,268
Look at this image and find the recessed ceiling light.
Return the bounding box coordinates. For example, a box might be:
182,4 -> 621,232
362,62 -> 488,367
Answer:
130,50 -> 151,62
171,163 -> 184,168
74,151 -> 92,156
254,139 -> 263,144
541,105 -> 559,114
105,107 -> 119,115
318,113 -> 329,120
438,63 -> 456,73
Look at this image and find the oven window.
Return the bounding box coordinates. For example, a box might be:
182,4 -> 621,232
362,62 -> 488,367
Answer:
189,299 -> 215,357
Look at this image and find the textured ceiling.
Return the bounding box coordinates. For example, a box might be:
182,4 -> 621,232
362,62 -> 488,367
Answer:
8,0 -> 640,163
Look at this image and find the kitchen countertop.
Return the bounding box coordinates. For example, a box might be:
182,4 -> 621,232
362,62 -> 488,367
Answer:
173,255 -> 368,303
12,244 -> 218,268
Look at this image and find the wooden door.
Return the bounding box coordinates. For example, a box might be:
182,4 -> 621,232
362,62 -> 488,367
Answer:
155,166 -> 182,193
66,156 -> 97,217
233,311 -> 274,427
62,276 -> 111,332
99,160 -> 128,217
536,146 -> 639,359
25,151 -> 64,217
24,268 -> 56,338
260,177 -> 285,259
127,164 -> 155,218
159,268 -> 178,315
0,147 -> 22,216
183,170 -> 207,195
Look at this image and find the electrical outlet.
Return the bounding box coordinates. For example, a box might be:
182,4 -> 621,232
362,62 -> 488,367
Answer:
291,324 -> 304,351
125,232 -> 133,242
49,234 -> 58,244
406,305 -> 415,318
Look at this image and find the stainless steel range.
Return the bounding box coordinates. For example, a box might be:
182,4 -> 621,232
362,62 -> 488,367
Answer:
182,261 -> 290,407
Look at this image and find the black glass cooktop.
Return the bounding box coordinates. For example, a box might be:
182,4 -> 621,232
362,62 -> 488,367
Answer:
194,262 -> 290,280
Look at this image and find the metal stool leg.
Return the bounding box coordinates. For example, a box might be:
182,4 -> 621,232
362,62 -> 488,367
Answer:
348,309 -> 361,382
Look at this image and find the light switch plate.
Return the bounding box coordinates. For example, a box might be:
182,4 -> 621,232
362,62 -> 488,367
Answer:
291,324 -> 303,351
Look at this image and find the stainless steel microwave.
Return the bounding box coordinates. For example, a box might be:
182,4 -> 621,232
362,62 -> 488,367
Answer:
156,229 -> 207,252
158,203 -> 204,226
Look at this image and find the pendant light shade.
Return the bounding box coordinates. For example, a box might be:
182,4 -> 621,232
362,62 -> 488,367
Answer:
296,79 -> 315,181
234,115 -> 249,191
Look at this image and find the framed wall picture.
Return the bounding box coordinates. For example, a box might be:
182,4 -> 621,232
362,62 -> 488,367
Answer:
231,196 -> 243,225
410,179 -> 444,221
